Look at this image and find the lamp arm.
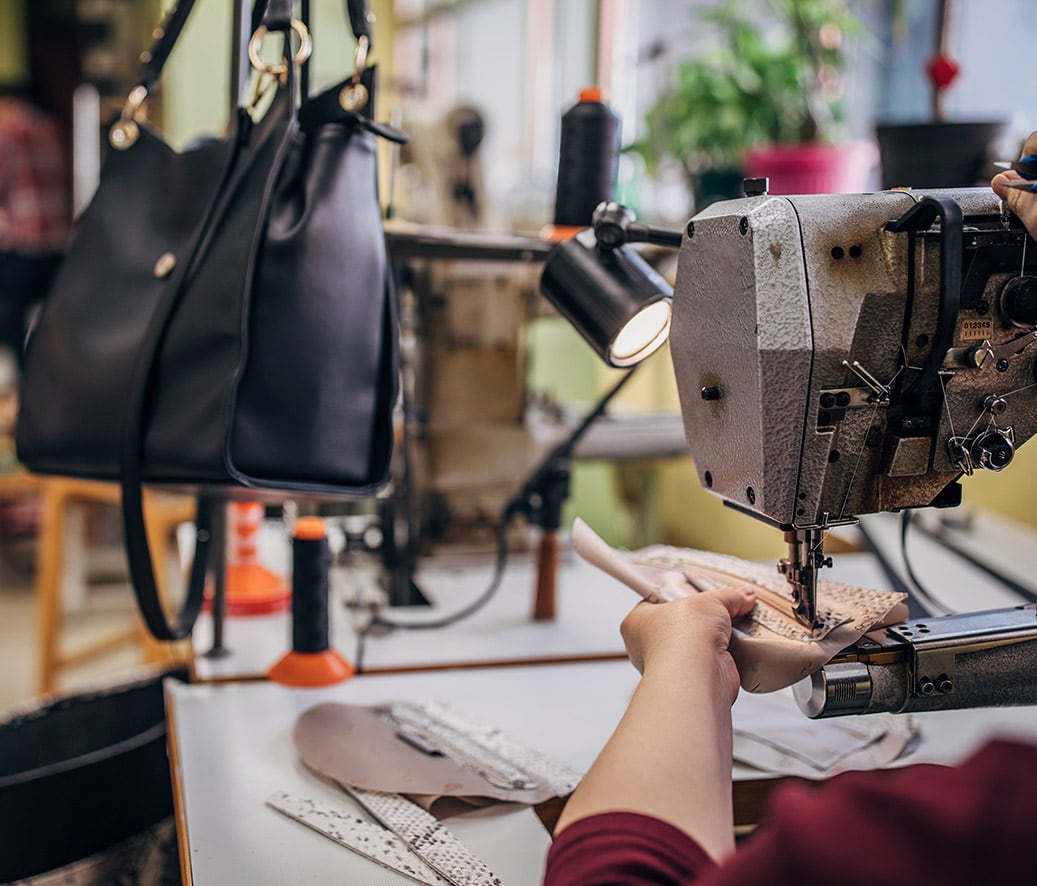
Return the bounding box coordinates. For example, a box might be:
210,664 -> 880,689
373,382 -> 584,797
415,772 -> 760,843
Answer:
510,365 -> 640,526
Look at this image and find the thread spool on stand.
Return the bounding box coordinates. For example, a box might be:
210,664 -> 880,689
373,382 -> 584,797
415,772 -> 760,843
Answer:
542,87 -> 621,243
268,517 -> 354,687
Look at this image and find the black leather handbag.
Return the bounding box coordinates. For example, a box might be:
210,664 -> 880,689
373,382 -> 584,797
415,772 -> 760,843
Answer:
16,0 -> 404,639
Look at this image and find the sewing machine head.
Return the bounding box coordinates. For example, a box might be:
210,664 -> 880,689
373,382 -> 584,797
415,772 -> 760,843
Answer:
670,187 -> 1037,628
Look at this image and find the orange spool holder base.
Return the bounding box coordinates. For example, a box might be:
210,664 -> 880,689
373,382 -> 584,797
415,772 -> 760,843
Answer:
267,650 -> 356,687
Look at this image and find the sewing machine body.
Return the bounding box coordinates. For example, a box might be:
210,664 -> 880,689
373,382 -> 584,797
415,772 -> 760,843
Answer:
669,187 -> 1037,715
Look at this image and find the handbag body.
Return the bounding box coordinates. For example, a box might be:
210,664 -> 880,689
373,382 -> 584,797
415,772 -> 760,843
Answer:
16,0 -> 404,638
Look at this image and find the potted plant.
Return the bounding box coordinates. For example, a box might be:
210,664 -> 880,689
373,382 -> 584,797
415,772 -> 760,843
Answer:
629,0 -> 876,204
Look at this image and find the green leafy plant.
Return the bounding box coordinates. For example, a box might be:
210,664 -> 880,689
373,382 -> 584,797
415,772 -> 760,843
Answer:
629,0 -> 861,181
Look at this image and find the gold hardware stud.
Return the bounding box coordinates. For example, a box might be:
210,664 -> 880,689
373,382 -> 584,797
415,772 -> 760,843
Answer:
153,252 -> 177,278
339,82 -> 368,112
109,119 -> 139,150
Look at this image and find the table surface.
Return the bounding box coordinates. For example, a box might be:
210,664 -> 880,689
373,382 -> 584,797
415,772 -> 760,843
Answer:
174,507 -> 1037,884
167,662 -> 638,886
169,655 -> 1037,885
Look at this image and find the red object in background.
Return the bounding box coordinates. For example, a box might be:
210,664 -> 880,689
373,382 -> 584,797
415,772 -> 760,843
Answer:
743,140 -> 879,196
926,53 -> 961,91
204,501 -> 291,615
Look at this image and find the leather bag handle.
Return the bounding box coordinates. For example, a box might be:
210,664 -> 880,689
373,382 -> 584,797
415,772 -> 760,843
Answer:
133,1 -> 370,104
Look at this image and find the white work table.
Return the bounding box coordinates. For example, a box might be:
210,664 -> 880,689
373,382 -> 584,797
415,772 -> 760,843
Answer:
167,661 -> 638,886
172,508 -> 1037,883
192,507 -> 1037,681
168,657 -> 1037,885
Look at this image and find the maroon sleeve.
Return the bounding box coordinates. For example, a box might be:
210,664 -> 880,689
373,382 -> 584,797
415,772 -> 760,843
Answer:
689,739 -> 1037,886
544,740 -> 1037,886
544,811 -> 718,886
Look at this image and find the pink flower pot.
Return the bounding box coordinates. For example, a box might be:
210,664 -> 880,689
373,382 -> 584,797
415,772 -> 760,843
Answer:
743,140 -> 879,195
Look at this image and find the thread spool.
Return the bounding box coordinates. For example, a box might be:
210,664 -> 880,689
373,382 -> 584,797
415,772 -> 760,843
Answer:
552,87 -> 621,231
268,517 -> 354,686
205,501 -> 290,615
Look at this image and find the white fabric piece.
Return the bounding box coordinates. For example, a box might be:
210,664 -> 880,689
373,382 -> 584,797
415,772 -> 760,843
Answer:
732,688 -> 918,777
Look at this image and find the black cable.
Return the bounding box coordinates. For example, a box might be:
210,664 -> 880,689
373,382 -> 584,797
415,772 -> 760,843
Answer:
354,500 -> 514,672
910,516 -> 1037,605
899,510 -> 955,616
856,518 -> 932,620
353,368 -> 638,670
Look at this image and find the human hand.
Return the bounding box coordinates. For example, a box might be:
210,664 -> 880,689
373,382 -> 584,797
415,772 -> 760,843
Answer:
620,587 -> 756,705
992,132 -> 1037,237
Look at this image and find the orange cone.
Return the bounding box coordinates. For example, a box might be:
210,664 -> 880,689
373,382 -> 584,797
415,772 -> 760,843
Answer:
206,501 -> 291,615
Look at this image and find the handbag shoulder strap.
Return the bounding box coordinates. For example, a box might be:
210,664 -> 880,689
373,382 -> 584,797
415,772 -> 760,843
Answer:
346,0 -> 373,48
134,1 -> 373,108
135,0 -> 198,96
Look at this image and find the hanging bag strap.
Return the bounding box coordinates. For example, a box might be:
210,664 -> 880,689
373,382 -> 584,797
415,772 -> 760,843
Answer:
119,0 -> 298,640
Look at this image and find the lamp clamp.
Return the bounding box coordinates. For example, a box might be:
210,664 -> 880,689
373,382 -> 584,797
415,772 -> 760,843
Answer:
591,202 -> 684,250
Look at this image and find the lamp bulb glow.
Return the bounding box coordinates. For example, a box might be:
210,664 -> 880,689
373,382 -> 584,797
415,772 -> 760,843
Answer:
608,300 -> 671,367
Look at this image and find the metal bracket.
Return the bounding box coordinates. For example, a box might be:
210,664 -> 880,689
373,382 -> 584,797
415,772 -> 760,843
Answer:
889,606 -> 1037,696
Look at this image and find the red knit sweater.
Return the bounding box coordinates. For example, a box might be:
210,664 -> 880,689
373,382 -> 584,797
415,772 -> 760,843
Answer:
544,739 -> 1037,885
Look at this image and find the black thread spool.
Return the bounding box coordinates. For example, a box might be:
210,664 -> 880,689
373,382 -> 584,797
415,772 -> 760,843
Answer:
268,516 -> 354,685
553,88 -> 621,229
291,517 -> 330,654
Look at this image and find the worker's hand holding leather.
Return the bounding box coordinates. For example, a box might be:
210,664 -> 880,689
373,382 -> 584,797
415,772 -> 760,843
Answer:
620,587 -> 756,705
992,131 -> 1037,237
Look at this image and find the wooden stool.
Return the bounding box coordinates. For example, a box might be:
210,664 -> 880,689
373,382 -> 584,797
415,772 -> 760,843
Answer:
33,477 -> 195,694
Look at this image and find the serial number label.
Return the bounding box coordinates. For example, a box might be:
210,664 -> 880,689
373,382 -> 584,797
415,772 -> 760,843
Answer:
957,317 -> 994,341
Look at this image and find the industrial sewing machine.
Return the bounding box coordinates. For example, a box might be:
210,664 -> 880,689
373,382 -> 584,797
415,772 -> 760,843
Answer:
669,186 -> 1037,717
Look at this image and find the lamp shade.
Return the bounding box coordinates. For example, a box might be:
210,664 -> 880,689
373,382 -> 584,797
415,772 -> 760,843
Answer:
539,227 -> 673,367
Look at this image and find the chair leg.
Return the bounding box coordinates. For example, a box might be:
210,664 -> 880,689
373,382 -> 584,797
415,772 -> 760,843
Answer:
34,485 -> 67,695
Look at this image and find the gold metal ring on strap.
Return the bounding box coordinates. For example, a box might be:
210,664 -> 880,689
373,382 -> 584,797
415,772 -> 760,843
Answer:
339,35 -> 370,112
248,20 -> 312,76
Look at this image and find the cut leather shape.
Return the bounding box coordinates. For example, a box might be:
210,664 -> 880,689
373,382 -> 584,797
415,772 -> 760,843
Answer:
293,702 -> 576,816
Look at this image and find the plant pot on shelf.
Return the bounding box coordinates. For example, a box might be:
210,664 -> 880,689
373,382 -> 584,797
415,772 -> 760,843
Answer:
743,140 -> 879,196
875,121 -> 1008,189
693,168 -> 746,211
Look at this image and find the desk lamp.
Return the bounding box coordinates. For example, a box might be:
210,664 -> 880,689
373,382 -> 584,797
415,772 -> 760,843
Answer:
539,202 -> 681,368
520,203 -> 683,618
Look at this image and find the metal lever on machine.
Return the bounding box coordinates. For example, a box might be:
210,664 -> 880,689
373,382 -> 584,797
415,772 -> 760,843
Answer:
884,196 -> 964,402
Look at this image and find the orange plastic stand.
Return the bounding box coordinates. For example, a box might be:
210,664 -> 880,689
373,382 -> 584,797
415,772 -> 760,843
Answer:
268,649 -> 355,687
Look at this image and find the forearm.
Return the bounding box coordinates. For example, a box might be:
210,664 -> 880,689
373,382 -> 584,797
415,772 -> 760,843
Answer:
555,652 -> 736,861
